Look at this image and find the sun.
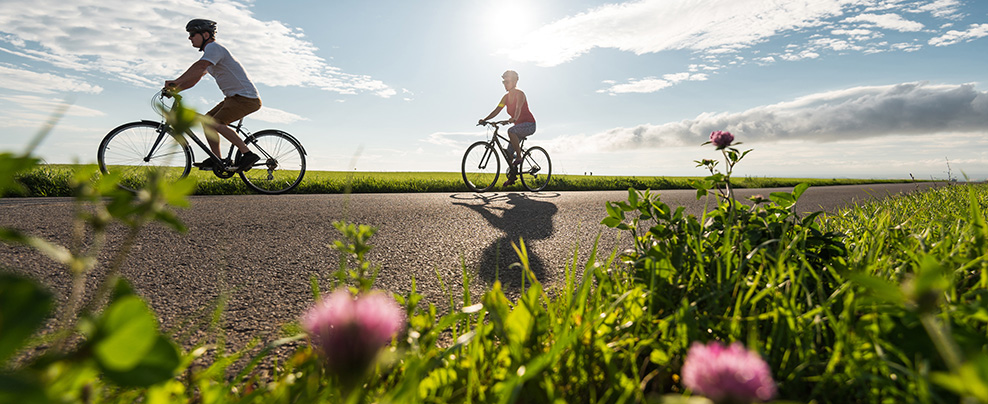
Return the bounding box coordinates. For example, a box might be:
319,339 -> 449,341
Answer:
484,0 -> 540,43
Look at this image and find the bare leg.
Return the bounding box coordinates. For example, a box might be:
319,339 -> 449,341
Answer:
202,122 -> 250,160
508,133 -> 522,163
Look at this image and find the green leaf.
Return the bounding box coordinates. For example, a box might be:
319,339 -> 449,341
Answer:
601,217 -> 623,228
769,192 -> 796,209
94,295 -> 160,372
793,182 -> 810,200
848,272 -> 905,305
505,300 -> 534,345
605,202 -> 625,221
101,335 -> 181,387
0,273 -> 53,364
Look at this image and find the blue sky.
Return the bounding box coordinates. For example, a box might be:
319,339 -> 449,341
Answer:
1,0 -> 987,179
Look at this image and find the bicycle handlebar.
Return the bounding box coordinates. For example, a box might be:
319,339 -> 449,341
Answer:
477,120 -> 511,127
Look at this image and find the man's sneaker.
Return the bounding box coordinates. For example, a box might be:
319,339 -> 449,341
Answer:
193,157 -> 218,170
235,152 -> 260,172
503,177 -> 517,187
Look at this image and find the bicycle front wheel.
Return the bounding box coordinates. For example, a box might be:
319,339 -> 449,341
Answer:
97,121 -> 192,193
461,141 -> 500,193
238,130 -> 306,194
519,146 -> 552,192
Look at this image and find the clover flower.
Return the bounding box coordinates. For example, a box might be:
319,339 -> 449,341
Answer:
681,341 -> 777,403
302,289 -> 405,376
710,130 -> 734,149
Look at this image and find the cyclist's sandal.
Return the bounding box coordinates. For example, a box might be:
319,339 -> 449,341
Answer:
235,152 -> 260,172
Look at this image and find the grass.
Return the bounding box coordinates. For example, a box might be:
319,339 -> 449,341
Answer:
7,165 -> 921,197
4,152 -> 988,402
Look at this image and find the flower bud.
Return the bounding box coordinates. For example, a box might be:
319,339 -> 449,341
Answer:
681,341 -> 777,403
710,130 -> 734,149
302,289 -> 405,380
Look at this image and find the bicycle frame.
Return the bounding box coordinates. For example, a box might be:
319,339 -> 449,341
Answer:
479,122 -> 526,172
146,95 -> 253,173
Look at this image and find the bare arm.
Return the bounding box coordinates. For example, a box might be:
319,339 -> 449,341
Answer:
165,60 -> 212,91
479,94 -> 509,124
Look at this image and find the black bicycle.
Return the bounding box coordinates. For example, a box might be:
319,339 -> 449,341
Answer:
461,120 -> 551,192
97,92 -> 306,194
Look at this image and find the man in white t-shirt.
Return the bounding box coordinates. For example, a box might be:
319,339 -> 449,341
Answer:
165,19 -> 261,172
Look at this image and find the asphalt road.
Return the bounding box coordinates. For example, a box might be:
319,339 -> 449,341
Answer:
0,183 -> 938,353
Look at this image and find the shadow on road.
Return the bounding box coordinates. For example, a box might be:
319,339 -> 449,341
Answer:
452,192 -> 559,290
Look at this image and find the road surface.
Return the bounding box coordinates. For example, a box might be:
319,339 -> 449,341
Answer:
0,183 -> 938,354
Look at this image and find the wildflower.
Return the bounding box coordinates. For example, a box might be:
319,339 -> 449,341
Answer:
302,289 -> 405,377
710,130 -> 734,149
681,341 -> 777,403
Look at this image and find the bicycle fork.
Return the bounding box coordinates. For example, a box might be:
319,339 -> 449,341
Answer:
143,126 -> 176,163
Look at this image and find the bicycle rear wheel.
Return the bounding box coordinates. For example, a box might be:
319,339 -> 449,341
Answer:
97,121 -> 192,193
237,130 -> 306,194
519,146 -> 551,192
461,141 -> 500,193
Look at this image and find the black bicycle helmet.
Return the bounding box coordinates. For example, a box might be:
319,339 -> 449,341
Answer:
186,19 -> 217,34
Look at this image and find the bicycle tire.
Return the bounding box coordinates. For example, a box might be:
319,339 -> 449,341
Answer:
519,146 -> 552,192
461,141 -> 500,193
237,130 -> 306,194
97,121 -> 192,193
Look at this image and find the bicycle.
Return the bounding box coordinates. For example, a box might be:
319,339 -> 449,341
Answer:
97,92 -> 306,194
461,120 -> 551,192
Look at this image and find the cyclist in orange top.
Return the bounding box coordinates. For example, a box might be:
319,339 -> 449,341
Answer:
479,70 -> 536,186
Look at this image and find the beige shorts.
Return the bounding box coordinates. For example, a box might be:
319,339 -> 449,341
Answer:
206,95 -> 262,125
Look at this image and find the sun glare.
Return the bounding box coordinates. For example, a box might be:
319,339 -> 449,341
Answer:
484,1 -> 539,43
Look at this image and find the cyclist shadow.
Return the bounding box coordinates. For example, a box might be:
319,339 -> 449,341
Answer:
452,192 -> 559,291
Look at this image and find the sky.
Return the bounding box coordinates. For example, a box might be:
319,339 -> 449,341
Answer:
1,0 -> 987,180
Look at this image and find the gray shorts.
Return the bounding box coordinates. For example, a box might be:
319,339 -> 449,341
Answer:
508,122 -> 536,139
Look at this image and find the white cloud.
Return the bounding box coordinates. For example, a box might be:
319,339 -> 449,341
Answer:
500,0 -> 975,68
598,72 -> 708,95
504,0 -> 856,66
0,64 -> 103,94
929,23 -> 988,46
0,0 -> 395,97
249,107 -> 308,124
909,0 -> 964,19
779,50 -> 821,61
842,13 -> 925,32
546,82 -> 988,152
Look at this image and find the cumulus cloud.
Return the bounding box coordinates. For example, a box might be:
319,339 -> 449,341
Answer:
504,0 -> 852,67
842,13 -> 925,32
0,64 -> 103,94
500,0 -> 978,68
929,23 -> 988,46
909,0 -> 965,19
0,0 -> 395,97
547,82 -> 988,152
250,107 -> 308,124
598,72 -> 708,95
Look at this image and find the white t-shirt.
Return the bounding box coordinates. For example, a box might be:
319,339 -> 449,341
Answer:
199,42 -> 259,99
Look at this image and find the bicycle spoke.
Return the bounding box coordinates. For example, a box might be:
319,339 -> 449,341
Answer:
97,122 -> 191,193
239,131 -> 306,194
519,146 -> 551,192
461,141 -> 499,192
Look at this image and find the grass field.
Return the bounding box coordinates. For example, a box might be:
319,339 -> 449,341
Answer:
8,164 -> 921,197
